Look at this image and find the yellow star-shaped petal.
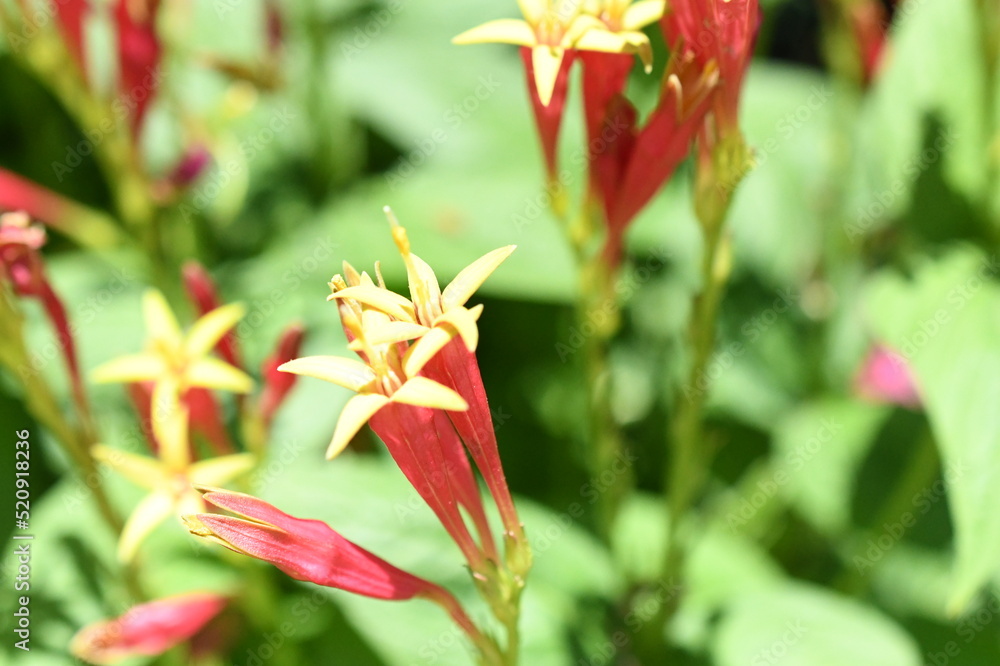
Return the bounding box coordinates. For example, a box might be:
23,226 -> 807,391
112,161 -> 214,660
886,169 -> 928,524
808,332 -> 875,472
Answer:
94,443 -> 255,561
453,0 -> 664,105
92,290 -> 253,468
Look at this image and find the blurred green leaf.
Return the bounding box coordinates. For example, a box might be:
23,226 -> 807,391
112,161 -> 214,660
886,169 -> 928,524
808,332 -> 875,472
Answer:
711,583 -> 922,666
773,398 -> 889,536
847,0 -> 990,229
865,247 -> 1000,612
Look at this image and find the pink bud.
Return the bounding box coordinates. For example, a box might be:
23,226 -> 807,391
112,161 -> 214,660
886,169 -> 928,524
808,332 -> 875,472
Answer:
855,345 -> 921,408
188,491 -> 442,600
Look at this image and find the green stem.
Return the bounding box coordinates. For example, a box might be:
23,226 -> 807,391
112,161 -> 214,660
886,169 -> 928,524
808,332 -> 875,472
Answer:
659,221 -> 731,628
574,200 -> 630,539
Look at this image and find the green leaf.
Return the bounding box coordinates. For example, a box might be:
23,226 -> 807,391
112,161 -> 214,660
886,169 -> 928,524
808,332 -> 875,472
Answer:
847,0 -> 990,229
864,247 -> 1000,612
773,398 -> 889,536
711,583 -> 922,666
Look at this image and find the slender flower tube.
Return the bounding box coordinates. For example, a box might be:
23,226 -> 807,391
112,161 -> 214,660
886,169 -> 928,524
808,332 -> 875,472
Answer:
586,50 -> 719,265
114,0 -> 163,138
0,213 -> 91,428
258,322 -> 306,428
183,490 -> 486,644
182,261 -> 244,371
71,592 -> 228,665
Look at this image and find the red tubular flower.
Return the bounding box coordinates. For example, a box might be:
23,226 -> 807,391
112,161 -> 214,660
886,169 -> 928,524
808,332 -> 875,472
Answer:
182,262 -> 244,371
422,342 -> 525,555
185,386 -> 236,455
71,592 -> 227,664
114,0 -> 163,139
54,0 -> 90,78
0,213 -> 88,418
126,381 -> 235,456
521,47 -> 575,180
582,51 -> 717,266
662,0 -> 760,137
370,402 -> 498,568
259,323 -> 305,428
184,490 -> 483,639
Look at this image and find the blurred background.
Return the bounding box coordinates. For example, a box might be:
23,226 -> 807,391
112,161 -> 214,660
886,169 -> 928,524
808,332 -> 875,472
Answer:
2,0 -> 1000,664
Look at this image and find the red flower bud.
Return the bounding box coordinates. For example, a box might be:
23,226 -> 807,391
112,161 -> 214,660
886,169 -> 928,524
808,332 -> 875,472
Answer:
71,592 -> 228,664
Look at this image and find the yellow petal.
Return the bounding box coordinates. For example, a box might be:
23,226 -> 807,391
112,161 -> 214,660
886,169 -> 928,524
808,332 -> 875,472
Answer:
329,285 -> 415,322
186,357 -> 254,393
342,261 -> 363,287
184,303 -> 246,357
532,46 -> 565,107
93,445 -> 171,490
151,377 -> 189,470
175,490 -> 206,518
406,253 -> 443,320
328,393 -> 389,459
517,0 -> 546,24
442,245 -> 516,311
364,320 -> 431,346
90,352 -> 167,384
623,31 -> 654,72
277,356 -> 375,392
622,0 -> 666,30
189,453 -> 257,486
402,326 -> 456,377
391,376 -> 468,411
452,19 -> 536,46
118,490 -> 175,562
574,27 -> 630,54
435,305 -> 481,352
143,290 -> 182,348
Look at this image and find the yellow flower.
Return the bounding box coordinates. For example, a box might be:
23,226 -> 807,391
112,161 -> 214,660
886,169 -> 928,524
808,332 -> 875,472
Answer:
91,290 -> 253,469
453,0 -> 664,105
278,209 -> 515,459
94,441 -> 255,562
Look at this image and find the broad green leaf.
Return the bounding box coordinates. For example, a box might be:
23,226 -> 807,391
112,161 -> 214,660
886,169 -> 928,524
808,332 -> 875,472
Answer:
773,398 -> 889,536
711,583 -> 922,666
864,248 -> 1000,612
847,0 -> 989,232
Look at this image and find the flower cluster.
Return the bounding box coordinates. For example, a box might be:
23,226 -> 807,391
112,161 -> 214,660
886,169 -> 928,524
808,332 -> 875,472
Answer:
457,0 -> 760,266
184,211 -> 529,663
90,266 -> 303,562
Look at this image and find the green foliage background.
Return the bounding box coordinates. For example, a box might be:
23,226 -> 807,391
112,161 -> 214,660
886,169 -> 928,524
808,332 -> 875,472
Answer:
2,0 -> 1000,664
